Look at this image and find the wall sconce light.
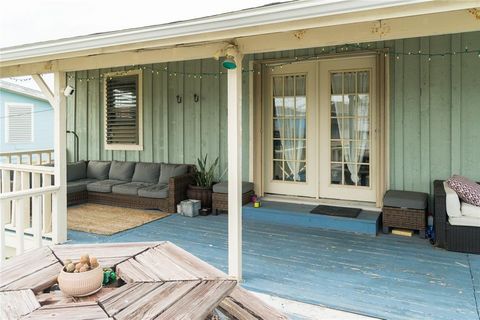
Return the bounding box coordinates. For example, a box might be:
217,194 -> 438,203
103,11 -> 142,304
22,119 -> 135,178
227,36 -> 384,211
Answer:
194,94 -> 199,102
176,95 -> 182,103
222,56 -> 237,69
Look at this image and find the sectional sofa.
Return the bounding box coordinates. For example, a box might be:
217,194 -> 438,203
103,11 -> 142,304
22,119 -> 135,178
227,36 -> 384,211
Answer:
67,160 -> 194,213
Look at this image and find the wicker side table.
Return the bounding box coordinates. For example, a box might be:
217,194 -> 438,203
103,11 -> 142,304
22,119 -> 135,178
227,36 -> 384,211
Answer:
382,190 -> 428,238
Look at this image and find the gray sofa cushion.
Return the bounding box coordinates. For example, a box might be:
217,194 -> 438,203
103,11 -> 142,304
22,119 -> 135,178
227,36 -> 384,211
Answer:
138,184 -> 169,199
87,161 -> 111,180
67,161 -> 87,182
86,180 -> 126,193
67,178 -> 97,194
158,164 -> 189,184
132,162 -> 161,184
112,182 -> 154,196
383,190 -> 428,210
213,181 -> 254,194
109,161 -> 136,181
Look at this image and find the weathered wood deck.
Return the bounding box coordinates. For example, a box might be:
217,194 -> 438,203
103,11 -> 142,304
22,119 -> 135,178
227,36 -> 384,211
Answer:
69,213 -> 480,320
1,241 -> 286,320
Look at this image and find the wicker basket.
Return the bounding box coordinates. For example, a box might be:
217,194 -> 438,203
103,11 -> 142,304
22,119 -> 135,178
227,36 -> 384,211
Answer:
382,206 -> 426,237
212,190 -> 254,214
58,265 -> 103,297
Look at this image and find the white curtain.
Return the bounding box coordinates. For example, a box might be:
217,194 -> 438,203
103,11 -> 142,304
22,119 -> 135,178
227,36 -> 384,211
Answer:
332,72 -> 369,185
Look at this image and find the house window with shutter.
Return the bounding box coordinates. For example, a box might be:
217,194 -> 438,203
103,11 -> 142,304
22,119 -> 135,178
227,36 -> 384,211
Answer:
104,70 -> 143,150
5,103 -> 34,144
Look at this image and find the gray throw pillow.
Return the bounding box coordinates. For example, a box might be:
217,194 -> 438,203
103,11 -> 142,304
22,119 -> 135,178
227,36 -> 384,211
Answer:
132,162 -> 161,184
109,161 -> 136,181
86,161 -> 111,180
67,161 -> 87,182
158,164 -> 189,184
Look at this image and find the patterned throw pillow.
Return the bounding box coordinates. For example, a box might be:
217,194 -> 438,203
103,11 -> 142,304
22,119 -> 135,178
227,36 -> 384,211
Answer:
447,175 -> 480,207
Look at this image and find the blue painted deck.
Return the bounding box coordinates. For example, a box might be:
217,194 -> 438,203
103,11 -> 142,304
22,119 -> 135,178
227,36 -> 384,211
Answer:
68,210 -> 480,320
244,201 -> 380,236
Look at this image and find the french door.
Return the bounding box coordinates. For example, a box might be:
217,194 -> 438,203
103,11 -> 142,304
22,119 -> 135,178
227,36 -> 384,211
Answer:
318,56 -> 377,202
263,62 -> 317,197
263,56 -> 377,203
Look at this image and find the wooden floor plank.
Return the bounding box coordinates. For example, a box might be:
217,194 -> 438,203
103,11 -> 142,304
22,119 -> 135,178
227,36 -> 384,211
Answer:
114,281 -> 200,320
1,262 -> 63,293
99,282 -> 160,317
154,242 -> 227,280
0,247 -> 58,289
134,248 -> 198,281
116,258 -> 160,283
155,280 -> 236,320
227,287 -> 288,320
218,297 -> 258,320
21,301 -> 108,319
0,290 -> 40,320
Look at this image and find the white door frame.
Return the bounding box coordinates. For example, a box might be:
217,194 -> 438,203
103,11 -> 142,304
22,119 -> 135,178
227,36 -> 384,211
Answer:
318,55 -> 377,202
263,62 -> 318,197
252,52 -> 388,206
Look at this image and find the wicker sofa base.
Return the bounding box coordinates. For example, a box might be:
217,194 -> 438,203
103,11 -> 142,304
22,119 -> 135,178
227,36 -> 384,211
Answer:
443,223 -> 480,254
382,206 -> 426,238
87,192 -> 177,213
67,191 -> 88,206
212,190 -> 254,214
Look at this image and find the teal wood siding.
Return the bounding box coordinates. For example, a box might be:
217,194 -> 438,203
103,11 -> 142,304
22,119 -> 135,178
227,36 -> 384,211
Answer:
67,31 -> 480,192
66,59 -> 251,181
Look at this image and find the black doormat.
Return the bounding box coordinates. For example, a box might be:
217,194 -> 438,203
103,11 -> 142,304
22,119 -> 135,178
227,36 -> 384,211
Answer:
310,205 -> 361,218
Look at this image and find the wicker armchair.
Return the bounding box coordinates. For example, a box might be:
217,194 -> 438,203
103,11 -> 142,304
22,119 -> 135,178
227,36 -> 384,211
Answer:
433,180 -> 480,254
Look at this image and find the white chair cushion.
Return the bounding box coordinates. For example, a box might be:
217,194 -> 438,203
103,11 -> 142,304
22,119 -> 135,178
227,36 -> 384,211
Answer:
449,216 -> 480,227
461,202 -> 480,218
444,182 -> 462,218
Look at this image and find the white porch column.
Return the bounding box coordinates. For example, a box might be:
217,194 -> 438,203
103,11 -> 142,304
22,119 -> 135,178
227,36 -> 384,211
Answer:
227,53 -> 243,280
52,72 -> 67,243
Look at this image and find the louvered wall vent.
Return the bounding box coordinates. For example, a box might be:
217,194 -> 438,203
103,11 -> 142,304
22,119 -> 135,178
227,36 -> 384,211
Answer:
6,103 -> 33,144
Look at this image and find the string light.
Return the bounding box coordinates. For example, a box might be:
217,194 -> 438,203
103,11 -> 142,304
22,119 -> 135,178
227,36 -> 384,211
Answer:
7,43 -> 480,83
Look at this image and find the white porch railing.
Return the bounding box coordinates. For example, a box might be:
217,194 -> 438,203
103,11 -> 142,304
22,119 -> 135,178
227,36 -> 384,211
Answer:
0,149 -> 54,165
0,163 -> 61,265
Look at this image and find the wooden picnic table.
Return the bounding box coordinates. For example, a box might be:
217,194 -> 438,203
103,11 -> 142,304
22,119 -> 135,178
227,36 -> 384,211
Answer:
0,241 -> 287,320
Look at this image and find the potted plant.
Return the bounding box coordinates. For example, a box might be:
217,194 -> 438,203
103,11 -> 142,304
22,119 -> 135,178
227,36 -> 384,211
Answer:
187,155 -> 219,210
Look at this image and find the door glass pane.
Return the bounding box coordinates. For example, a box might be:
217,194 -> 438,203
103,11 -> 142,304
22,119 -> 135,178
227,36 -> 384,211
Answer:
295,118 -> 306,139
296,162 -> 306,182
272,73 -> 307,182
273,97 -> 283,117
331,140 -> 342,162
330,71 -> 371,187
331,163 -> 342,185
273,140 -> 283,160
273,161 -> 284,180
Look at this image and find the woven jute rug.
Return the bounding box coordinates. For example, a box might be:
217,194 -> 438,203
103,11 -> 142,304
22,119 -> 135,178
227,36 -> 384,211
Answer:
68,203 -> 170,235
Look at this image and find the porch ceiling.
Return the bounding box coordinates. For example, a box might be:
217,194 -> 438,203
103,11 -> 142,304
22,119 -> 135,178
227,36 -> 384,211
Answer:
0,1 -> 479,77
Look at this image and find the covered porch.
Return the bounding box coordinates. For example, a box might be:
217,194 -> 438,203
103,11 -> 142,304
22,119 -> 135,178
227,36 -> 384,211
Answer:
68,207 -> 480,320
1,1 -> 480,319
